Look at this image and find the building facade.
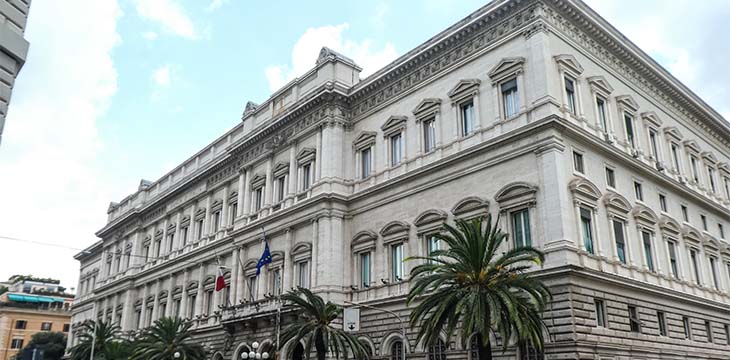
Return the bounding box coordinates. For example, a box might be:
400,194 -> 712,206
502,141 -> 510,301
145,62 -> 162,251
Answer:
69,0 -> 730,359
0,292 -> 72,360
0,0 -> 31,145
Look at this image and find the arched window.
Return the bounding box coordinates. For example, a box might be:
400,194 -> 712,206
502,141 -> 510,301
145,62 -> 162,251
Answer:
390,340 -> 404,360
291,343 -> 304,360
427,339 -> 446,360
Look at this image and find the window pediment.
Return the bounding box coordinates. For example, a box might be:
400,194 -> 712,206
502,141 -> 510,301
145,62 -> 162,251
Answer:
229,191 -> 238,201
659,215 -> 681,235
703,235 -> 721,251
187,281 -> 199,291
211,199 -> 223,211
554,54 -> 584,75
250,174 -> 266,188
682,224 -> 702,245
683,139 -> 701,154
154,229 -> 164,239
270,251 -> 284,267
451,196 -> 489,218
381,115 -> 408,135
351,230 -> 377,253
632,204 -> 658,226
586,75 -> 614,94
568,177 -> 601,206
447,79 -> 481,101
412,98 -> 442,119
663,126 -> 683,141
603,190 -> 631,214
195,208 -> 206,220
273,162 -> 290,178
354,131 -> 377,150
718,162 -> 730,175
640,111 -> 662,128
487,57 -> 525,84
380,221 -> 410,244
495,182 -> 538,211
414,209 -> 447,234
291,242 -> 312,263
616,95 -> 639,113
297,148 -> 316,164
701,151 -> 717,164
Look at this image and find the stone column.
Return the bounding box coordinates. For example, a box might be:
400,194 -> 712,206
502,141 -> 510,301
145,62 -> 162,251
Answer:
236,170 -> 245,218
235,246 -> 247,303
288,145 -> 298,200
220,186 -> 229,233
231,248 -> 240,305
165,274 -> 175,317
242,168 -> 252,217
121,288 -> 135,330
180,269 -> 189,318
195,264 -> 205,316
315,127 -> 322,181
311,218 -> 320,288
204,196 -> 212,237
283,229 -> 293,291
151,280 -> 161,320
161,218 -> 169,256
174,212 -> 182,251
264,157 -> 274,209
139,284 -> 148,328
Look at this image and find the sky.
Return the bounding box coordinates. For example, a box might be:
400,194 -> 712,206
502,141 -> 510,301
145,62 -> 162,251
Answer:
0,0 -> 729,292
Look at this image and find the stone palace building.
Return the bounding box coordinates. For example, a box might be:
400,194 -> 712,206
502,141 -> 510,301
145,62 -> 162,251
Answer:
68,0 -> 730,359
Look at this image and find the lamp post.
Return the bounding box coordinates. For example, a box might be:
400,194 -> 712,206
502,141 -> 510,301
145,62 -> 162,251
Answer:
174,351 -> 181,359
241,341 -> 270,360
344,300 -> 407,360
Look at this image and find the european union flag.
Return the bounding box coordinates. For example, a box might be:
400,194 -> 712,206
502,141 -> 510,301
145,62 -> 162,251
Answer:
256,241 -> 272,275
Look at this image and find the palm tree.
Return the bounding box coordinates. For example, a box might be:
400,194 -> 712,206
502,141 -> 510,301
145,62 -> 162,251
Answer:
406,215 -> 550,360
279,287 -> 367,360
69,319 -> 130,360
131,317 -> 206,360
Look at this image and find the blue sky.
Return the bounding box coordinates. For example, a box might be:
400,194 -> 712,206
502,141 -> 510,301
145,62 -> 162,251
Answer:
1,0 -> 729,289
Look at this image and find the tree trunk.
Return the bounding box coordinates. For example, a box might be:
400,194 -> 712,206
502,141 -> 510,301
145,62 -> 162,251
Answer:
315,334 -> 327,360
476,334 -> 492,360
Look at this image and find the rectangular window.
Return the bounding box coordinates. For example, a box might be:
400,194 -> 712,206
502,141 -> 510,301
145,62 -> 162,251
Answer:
657,312 -> 667,336
253,187 -> 264,212
213,211 -> 221,232
391,243 -> 404,281
690,249 -> 702,285
648,129 -> 660,160
595,299 -> 606,327
708,166 -> 717,192
297,261 -> 309,288
573,151 -> 584,174
188,295 -> 196,318
10,339 -> 23,349
63,323 -> 70,332
580,207 -> 594,254
41,322 -> 52,331
167,233 -> 174,252
361,147 -> 372,179
701,215 -> 708,231
502,79 -> 519,118
196,219 -> 204,240
15,320 -> 27,329
248,276 -> 257,299
681,205 -> 689,222
658,194 -> 667,212
276,176 -> 286,202
302,163 -> 312,190
173,299 -> 181,317
710,257 -> 719,289
427,235 -> 441,258
721,224 -> 726,239
271,268 -> 282,296
612,219 -> 626,264
706,321 -> 714,343
512,209 -> 531,248
390,133 -> 402,166
634,181 -> 643,201
628,306 -> 641,333
423,118 -> 436,153
461,101 -> 476,135
205,289 -> 214,314
641,230 -> 654,271
229,203 -> 237,225
624,113 -> 635,147
725,177 -> 730,198
181,227 -> 188,246
565,77 -> 576,114
725,324 -> 730,345
596,97 -> 608,131
154,239 -> 161,257
668,241 -> 679,278
360,252 -> 371,288
683,316 -> 692,339
605,167 -> 616,188
671,143 -> 681,172
690,155 -> 700,183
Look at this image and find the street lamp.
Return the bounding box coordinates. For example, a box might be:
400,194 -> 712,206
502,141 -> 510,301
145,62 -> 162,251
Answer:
242,341 -> 270,360
344,300 -> 407,360
173,351 -> 181,359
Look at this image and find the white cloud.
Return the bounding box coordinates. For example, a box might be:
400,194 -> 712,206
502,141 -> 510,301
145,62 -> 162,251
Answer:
0,0 -> 123,289
264,23 -> 398,92
152,64 -> 172,87
142,31 -> 158,40
133,0 -> 196,39
206,0 -> 229,12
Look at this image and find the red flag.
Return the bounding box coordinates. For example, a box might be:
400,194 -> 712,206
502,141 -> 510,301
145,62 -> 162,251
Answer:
215,267 -> 226,292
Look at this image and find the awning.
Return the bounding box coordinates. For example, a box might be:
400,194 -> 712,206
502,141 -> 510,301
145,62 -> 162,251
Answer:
7,293 -> 64,303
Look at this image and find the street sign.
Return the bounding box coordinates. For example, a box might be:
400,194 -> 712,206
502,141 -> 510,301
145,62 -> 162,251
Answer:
343,307 -> 360,332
